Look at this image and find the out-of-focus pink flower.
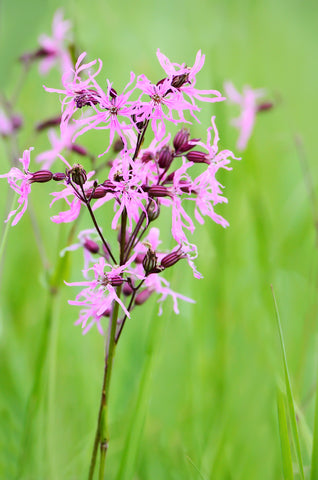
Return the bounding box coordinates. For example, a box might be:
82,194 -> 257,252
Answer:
224,81 -> 265,151
37,9 -> 73,75
0,148 -> 34,226
0,110 -> 23,137
36,122 -> 87,169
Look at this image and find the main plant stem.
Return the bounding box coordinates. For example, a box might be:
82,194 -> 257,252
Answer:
88,210 -> 128,480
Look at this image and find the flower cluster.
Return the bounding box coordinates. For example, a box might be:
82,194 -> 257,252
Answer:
1,44 -> 238,334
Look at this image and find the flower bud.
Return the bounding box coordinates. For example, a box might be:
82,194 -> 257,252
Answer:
36,116 -> 61,131
134,253 -> 145,264
142,248 -> 158,275
147,185 -> 172,198
171,73 -> 189,89
141,151 -> 154,163
123,282 -> 133,296
69,164 -> 87,186
53,172 -> 67,181
30,170 -> 53,183
135,289 -> 152,306
85,186 -> 107,199
160,249 -> 185,269
186,151 -> 209,164
113,138 -> 124,152
109,275 -> 124,287
257,102 -> 274,112
83,238 -> 99,254
158,146 -> 173,169
173,128 -> 198,154
71,144 -> 87,156
148,200 -> 160,222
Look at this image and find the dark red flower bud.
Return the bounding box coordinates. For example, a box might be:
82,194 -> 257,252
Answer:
257,102 -> 274,112
69,164 -> 87,186
71,144 -> 87,156
85,186 -> 107,199
171,72 -> 190,89
147,185 -> 172,198
123,282 -> 133,296
11,114 -> 23,131
173,128 -> 198,154
113,138 -> 124,152
102,307 -> 111,317
83,238 -> 99,254
141,151 -> 154,163
53,172 -> 67,181
158,146 -> 174,169
30,170 -> 53,183
109,275 -> 124,287
36,116 -> 61,131
160,250 -> 185,269
102,180 -> 117,193
134,253 -> 145,264
186,151 -> 209,164
135,289 -> 152,306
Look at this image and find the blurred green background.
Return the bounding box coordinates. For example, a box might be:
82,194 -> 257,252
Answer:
1,0 -> 318,479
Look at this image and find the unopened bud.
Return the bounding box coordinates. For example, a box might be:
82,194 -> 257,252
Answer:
142,248 -> 158,275
109,275 -> 124,287
186,151 -> 208,164
141,151 -> 154,163
158,146 -> 173,169
160,249 -> 185,269
173,128 -> 198,154
30,170 -> 53,183
147,185 -> 172,198
148,200 -> 160,222
71,144 -> 87,156
83,238 -> 99,254
257,102 -> 274,112
36,116 -> 61,131
85,186 -> 107,199
70,164 -> 87,186
123,282 -> 133,296
113,138 -> 124,152
135,289 -> 152,306
53,172 -> 67,181
171,73 -> 189,89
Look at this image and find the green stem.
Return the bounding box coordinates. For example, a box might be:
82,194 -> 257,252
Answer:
88,210 -> 128,479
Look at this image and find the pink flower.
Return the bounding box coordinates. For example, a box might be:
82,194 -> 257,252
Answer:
66,257 -> 138,334
72,73 -> 138,155
38,9 -> 73,75
0,148 -> 34,226
50,170 -> 96,224
43,52 -> 102,135
36,122 -> 87,169
224,81 -> 265,151
156,49 -> 225,110
190,117 -> 237,227
136,74 -> 197,139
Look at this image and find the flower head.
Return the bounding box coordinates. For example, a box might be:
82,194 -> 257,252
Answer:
0,148 -> 34,226
224,81 -> 265,151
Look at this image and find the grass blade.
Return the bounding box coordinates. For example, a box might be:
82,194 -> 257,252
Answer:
272,285 -> 305,480
311,365 -> 318,480
277,388 -> 294,480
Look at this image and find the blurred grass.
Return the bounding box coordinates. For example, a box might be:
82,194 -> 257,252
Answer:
1,0 -> 318,479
